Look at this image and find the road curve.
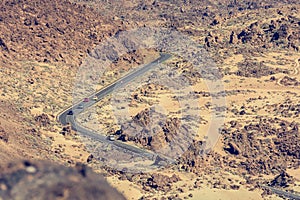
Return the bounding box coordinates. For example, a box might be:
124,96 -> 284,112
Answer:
57,53 -> 175,165
261,185 -> 300,200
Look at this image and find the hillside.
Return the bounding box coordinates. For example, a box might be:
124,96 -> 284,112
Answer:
0,0 -> 117,67
0,0 -> 299,200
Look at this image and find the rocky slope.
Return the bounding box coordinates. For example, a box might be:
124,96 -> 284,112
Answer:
0,160 -> 125,200
0,0 -> 117,67
269,171 -> 295,188
0,100 -> 51,164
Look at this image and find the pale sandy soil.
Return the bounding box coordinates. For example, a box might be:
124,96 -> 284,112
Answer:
187,188 -> 281,200
22,47 -> 295,200
1,1 -> 299,199
106,177 -> 143,200
2,46 -> 299,199
78,50 -> 300,199
286,168 -> 300,193
107,166 -> 283,200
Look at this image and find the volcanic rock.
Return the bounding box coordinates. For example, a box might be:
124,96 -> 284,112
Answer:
269,171 -> 295,188
0,160 -> 126,200
34,113 -> 50,127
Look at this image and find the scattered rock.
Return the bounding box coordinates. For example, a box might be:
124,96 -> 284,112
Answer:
230,185 -> 240,190
34,113 -> 50,127
87,154 -> 94,163
143,173 -> 181,192
269,171 -> 295,188
60,125 -> 73,136
0,127 -> 8,143
224,142 -> 240,155
0,38 -> 8,52
0,0 -> 117,66
279,76 -> 300,86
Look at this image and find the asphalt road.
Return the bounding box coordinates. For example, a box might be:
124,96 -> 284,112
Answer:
261,185 -> 300,200
57,53 -> 174,164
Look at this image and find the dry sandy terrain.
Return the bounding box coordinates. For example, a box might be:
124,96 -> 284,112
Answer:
78,50 -> 300,199
0,0 -> 300,199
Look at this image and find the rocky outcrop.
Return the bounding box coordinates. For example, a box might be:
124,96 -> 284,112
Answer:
142,173 -> 181,192
177,140 -> 207,173
266,102 -> 300,118
236,16 -> 300,50
177,117 -> 299,178
221,118 -> 300,175
60,125 -> 73,136
132,108 -> 150,127
0,38 -> 8,52
120,108 -> 181,152
279,76 -> 300,86
0,160 -> 126,200
269,171 -> 295,188
0,0 -> 117,66
236,60 -> 281,78
224,142 -> 240,155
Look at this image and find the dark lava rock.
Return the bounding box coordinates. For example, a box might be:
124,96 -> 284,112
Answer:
34,113 -> 50,127
0,126 -> 8,143
87,154 -> 94,163
0,160 -> 125,200
0,38 -> 8,52
269,171 -> 295,188
143,173 -> 180,192
239,110 -> 246,115
224,142 -> 240,155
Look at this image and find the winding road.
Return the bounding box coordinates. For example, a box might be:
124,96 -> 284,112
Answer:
57,53 -> 175,165
261,185 -> 300,200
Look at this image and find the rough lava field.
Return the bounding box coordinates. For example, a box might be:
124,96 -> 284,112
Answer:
0,0 -> 300,200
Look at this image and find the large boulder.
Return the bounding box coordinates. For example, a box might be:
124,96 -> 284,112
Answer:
0,160 -> 125,200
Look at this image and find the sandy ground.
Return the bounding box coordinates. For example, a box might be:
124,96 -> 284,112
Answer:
77,50 -> 300,199
0,1 -> 299,199
1,46 -> 299,199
